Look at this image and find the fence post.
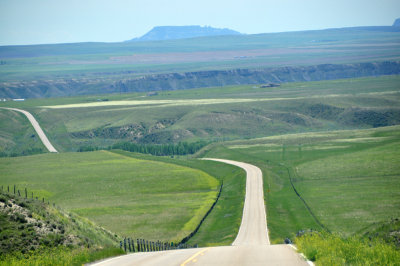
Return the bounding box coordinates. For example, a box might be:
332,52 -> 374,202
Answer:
128,238 -> 131,252
8,185 -> 9,193
124,238 -> 127,252
25,188 -> 27,199
137,239 -> 140,252
14,185 -> 15,194
18,190 -> 21,197
120,241 -> 122,250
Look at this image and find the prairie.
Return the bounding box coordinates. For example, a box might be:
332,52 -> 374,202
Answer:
202,125 -> 400,242
1,75 -> 399,156
0,150 -> 219,242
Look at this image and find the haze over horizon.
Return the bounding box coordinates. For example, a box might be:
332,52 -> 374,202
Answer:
0,0 -> 399,46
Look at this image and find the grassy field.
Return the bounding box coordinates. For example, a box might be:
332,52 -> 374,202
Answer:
0,71 -> 399,250
0,108 -> 45,156
0,190 -> 124,265
0,27 -> 399,100
1,75 -> 399,156
1,28 -> 399,83
110,150 -> 247,247
201,126 -> 400,243
0,151 -> 220,243
296,231 -> 400,265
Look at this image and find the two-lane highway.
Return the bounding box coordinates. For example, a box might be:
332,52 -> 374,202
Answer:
92,159 -> 308,266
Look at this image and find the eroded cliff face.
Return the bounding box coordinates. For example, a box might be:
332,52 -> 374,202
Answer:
1,61 -> 400,98
114,61 -> 400,92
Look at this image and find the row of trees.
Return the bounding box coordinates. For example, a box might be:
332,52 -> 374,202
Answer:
111,141 -> 208,156
77,141 -> 209,156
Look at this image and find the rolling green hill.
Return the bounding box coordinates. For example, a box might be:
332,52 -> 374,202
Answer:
0,151 -> 221,242
1,75 -> 399,156
0,190 -> 124,265
201,125 -> 400,243
0,108 -> 45,156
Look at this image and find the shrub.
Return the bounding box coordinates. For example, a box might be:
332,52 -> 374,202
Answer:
0,196 -> 7,203
296,231 -> 400,265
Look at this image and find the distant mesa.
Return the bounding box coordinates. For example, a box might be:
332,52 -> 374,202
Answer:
393,18 -> 400,27
128,25 -> 241,42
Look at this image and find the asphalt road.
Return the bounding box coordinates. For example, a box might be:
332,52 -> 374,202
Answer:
92,159 -> 308,266
2,107 -> 58,153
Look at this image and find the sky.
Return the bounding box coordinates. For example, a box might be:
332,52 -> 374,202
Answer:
0,0 -> 399,46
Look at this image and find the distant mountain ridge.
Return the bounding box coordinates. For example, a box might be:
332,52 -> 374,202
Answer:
128,25 -> 241,42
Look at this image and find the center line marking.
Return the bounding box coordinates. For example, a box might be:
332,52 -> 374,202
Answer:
180,248 -> 211,266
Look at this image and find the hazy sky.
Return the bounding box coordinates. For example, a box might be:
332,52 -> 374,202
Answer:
0,0 -> 399,45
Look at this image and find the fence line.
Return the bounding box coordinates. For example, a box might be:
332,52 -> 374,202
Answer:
120,182 -> 223,253
178,181 -> 223,245
1,184 -> 56,208
120,237 -> 197,253
1,183 -> 223,253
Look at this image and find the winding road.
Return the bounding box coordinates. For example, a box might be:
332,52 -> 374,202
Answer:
1,108 -> 306,264
1,107 -> 57,153
92,159 -> 308,266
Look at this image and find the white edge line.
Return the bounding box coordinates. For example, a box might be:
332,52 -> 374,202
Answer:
288,244 -> 314,266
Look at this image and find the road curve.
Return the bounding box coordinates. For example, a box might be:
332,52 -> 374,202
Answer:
1,107 -> 58,153
91,159 -> 307,266
203,158 -> 269,246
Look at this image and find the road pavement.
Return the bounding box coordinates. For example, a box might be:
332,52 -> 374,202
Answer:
2,107 -> 58,153
92,159 -> 308,266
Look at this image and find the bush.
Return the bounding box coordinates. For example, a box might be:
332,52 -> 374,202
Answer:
0,196 -> 7,203
296,231 -> 400,265
0,246 -> 125,266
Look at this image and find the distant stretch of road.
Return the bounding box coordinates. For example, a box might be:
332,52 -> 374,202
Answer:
2,107 -> 58,153
93,159 -> 308,266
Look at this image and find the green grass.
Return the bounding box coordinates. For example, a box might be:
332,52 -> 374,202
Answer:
0,190 -> 124,265
295,140 -> 400,236
1,28 -> 399,83
0,150 -> 219,243
201,125 -> 400,243
1,75 -> 399,153
0,246 -> 125,266
0,109 -> 45,156
110,150 -> 247,247
296,232 -> 400,265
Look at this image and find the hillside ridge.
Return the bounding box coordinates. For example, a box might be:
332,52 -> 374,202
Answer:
2,61 -> 399,99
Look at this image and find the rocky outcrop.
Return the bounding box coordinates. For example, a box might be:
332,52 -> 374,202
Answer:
113,61 -> 400,93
